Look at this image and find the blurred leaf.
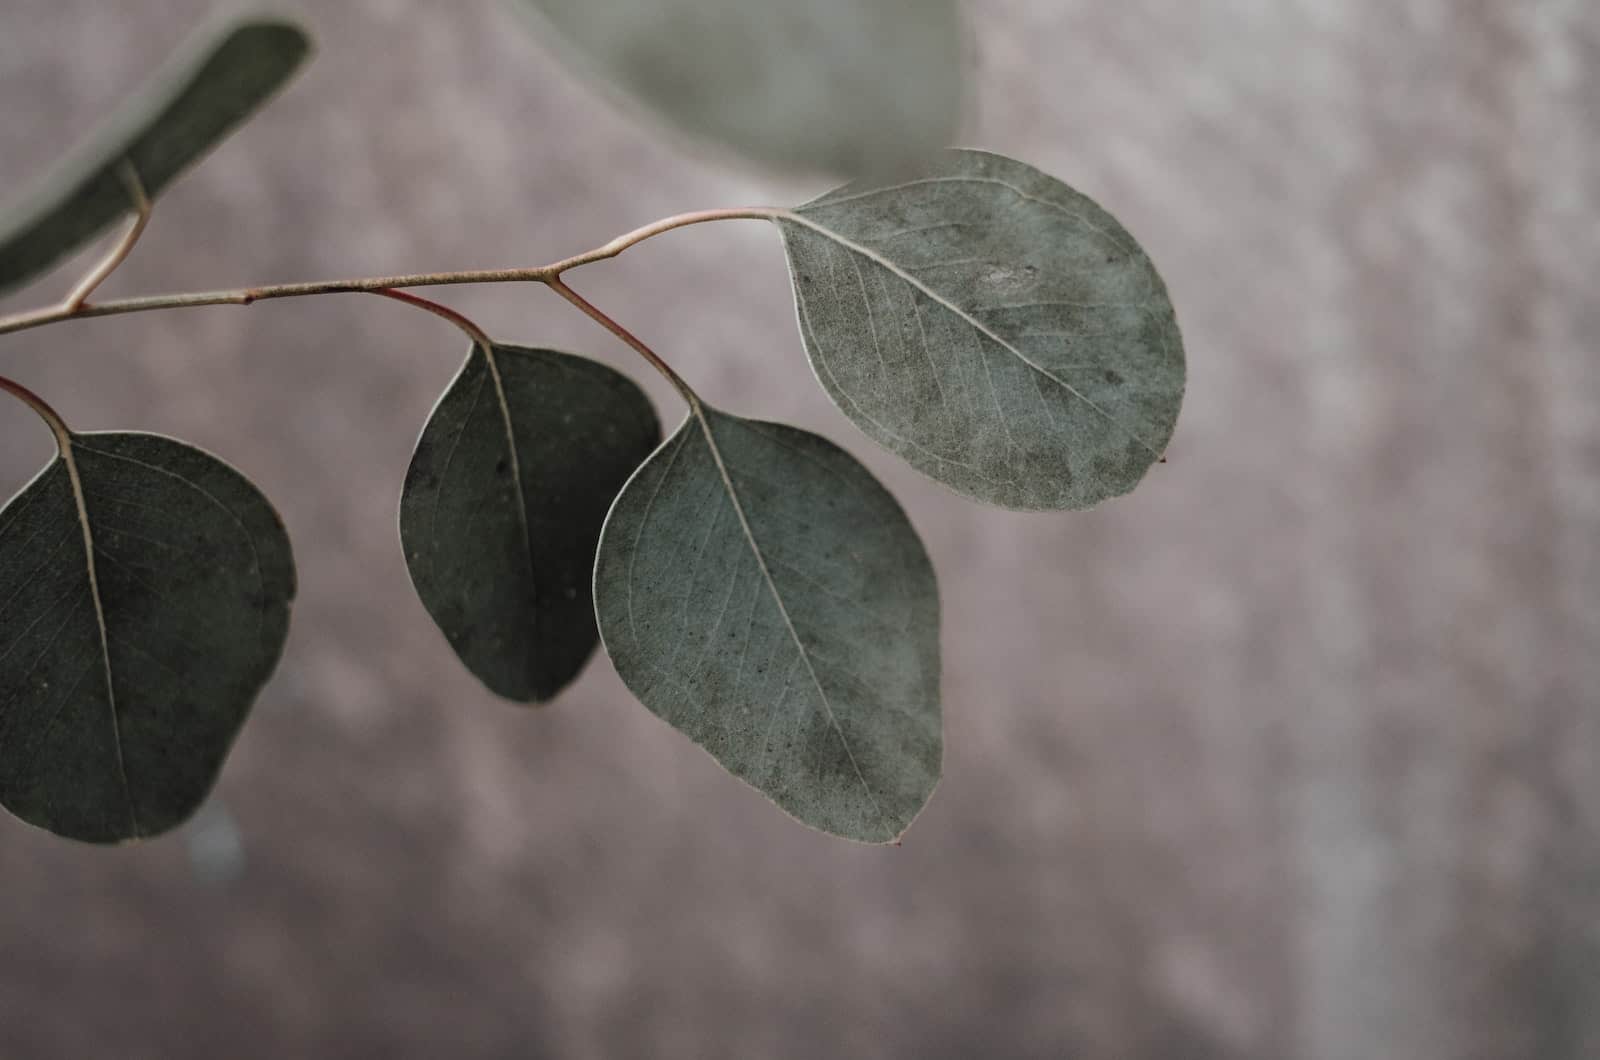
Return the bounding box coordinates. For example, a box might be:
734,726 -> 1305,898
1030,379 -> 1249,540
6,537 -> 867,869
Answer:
778,149 -> 1186,510
514,0 -> 963,177
0,16 -> 312,295
595,407 -> 940,843
0,432 -> 295,844
402,343 -> 659,703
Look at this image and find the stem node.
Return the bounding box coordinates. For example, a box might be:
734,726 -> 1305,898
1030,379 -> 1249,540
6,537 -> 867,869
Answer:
62,161 -> 152,313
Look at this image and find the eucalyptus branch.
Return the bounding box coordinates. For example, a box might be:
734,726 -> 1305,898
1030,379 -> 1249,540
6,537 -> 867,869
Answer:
0,207 -> 781,340
0,11 -> 1185,848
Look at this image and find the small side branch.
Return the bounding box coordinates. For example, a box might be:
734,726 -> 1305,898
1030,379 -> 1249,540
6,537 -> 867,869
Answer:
63,162 -> 152,312
544,277 -> 699,407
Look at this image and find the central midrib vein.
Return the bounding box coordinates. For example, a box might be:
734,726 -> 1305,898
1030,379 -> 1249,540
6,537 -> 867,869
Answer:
61,437 -> 139,837
690,406 -> 893,841
481,345 -> 536,599
778,210 -> 1165,459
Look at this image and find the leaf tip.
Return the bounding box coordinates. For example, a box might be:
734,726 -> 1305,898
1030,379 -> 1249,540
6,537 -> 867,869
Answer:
224,15 -> 317,80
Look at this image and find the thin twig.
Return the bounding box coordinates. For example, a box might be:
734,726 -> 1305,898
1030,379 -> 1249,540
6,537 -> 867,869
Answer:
62,162 -> 153,312
544,276 -> 699,407
0,207 -> 782,339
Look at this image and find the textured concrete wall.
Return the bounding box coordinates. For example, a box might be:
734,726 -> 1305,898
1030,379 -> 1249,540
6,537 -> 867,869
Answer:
1,2 -> 1596,1057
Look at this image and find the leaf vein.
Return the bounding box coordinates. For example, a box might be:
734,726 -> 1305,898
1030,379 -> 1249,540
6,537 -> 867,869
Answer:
782,212 -> 1165,459
694,411 -> 893,840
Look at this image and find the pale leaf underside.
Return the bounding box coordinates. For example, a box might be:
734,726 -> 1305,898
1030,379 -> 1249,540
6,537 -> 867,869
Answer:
779,148 -> 1186,510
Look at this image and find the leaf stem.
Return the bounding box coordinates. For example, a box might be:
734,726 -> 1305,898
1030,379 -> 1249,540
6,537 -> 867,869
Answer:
544,277 -> 698,407
61,162 -> 152,313
0,373 -> 73,452
367,288 -> 493,350
0,207 -> 783,339
542,207 -> 780,274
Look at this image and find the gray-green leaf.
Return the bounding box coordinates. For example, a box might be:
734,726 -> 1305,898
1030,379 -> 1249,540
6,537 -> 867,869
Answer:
0,432 -> 295,844
402,343 -> 660,703
778,149 -> 1186,510
594,407 -> 941,843
513,0 -> 963,177
0,16 -> 312,295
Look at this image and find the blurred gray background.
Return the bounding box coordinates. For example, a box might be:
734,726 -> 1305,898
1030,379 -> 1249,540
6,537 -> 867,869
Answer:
1,1 -> 1597,1057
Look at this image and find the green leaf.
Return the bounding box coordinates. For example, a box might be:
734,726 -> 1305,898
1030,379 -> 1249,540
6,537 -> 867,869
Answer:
0,16 -> 312,295
513,0 -> 963,177
594,407 -> 941,843
777,149 -> 1186,511
401,343 -> 660,703
0,432 -> 296,844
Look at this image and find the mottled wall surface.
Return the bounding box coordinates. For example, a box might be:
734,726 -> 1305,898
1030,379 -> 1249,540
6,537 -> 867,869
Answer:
1,2 -> 1596,1058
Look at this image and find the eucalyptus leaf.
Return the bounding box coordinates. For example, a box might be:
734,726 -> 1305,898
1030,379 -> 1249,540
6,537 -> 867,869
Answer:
0,16 -> 312,295
402,343 -> 660,703
0,432 -> 295,844
777,149 -> 1186,511
594,406 -> 940,843
513,0 -> 962,177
